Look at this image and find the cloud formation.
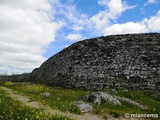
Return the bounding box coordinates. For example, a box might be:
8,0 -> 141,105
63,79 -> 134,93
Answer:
0,0 -> 159,74
0,0 -> 63,74
104,10 -> 160,35
104,22 -> 148,35
66,34 -> 83,41
91,0 -> 136,34
148,0 -> 156,4
144,11 -> 160,31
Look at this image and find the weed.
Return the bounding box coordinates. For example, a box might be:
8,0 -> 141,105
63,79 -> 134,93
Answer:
0,88 -> 71,120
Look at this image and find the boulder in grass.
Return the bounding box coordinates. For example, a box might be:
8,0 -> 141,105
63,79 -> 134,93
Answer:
73,101 -> 93,113
79,92 -> 148,109
80,92 -> 122,105
114,96 -> 148,109
91,92 -> 122,105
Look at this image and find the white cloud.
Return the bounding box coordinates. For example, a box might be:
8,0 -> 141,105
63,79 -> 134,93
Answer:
61,5 -> 89,31
144,11 -> 160,31
104,10 -> 160,35
144,0 -> 158,5
104,22 -> 148,35
72,25 -> 83,31
0,0 -> 63,74
91,0 -> 136,33
92,0 -> 160,36
98,0 -> 109,6
108,0 -> 136,17
90,11 -> 110,31
98,0 -> 136,16
148,0 -> 156,4
52,1 -> 90,39
66,34 -> 83,41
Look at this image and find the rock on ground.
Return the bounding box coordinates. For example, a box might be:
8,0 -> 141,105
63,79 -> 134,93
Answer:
73,101 -> 93,113
80,92 -> 121,105
79,91 -> 147,109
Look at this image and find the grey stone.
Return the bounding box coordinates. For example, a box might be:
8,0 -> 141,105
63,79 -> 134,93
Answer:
114,96 -> 147,109
40,92 -> 50,97
123,70 -> 130,75
152,68 -> 157,72
98,74 -> 105,78
73,101 -> 93,113
86,92 -> 121,105
96,92 -> 121,105
157,70 -> 160,75
80,91 -> 148,109
87,93 -> 101,105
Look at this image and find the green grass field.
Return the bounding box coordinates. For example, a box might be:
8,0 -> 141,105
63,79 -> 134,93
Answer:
0,86 -> 71,120
0,81 -> 160,120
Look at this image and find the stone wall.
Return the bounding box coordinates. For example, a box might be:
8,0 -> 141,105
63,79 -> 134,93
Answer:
0,73 -> 30,82
1,33 -> 160,91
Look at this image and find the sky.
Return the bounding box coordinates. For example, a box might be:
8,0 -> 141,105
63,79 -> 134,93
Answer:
0,0 -> 160,75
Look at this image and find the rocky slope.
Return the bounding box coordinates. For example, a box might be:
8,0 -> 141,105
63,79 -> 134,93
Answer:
1,33 -> 160,91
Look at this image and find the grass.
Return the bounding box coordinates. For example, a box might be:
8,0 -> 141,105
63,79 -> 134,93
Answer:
0,87 -> 71,120
116,89 -> 160,115
2,81 -> 88,114
0,81 -> 160,119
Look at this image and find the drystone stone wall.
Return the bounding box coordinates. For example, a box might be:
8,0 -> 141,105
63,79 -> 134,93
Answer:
1,33 -> 160,91
0,74 -> 30,82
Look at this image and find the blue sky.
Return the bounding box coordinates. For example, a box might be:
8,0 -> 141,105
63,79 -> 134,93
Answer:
0,0 -> 160,74
44,0 -> 160,57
